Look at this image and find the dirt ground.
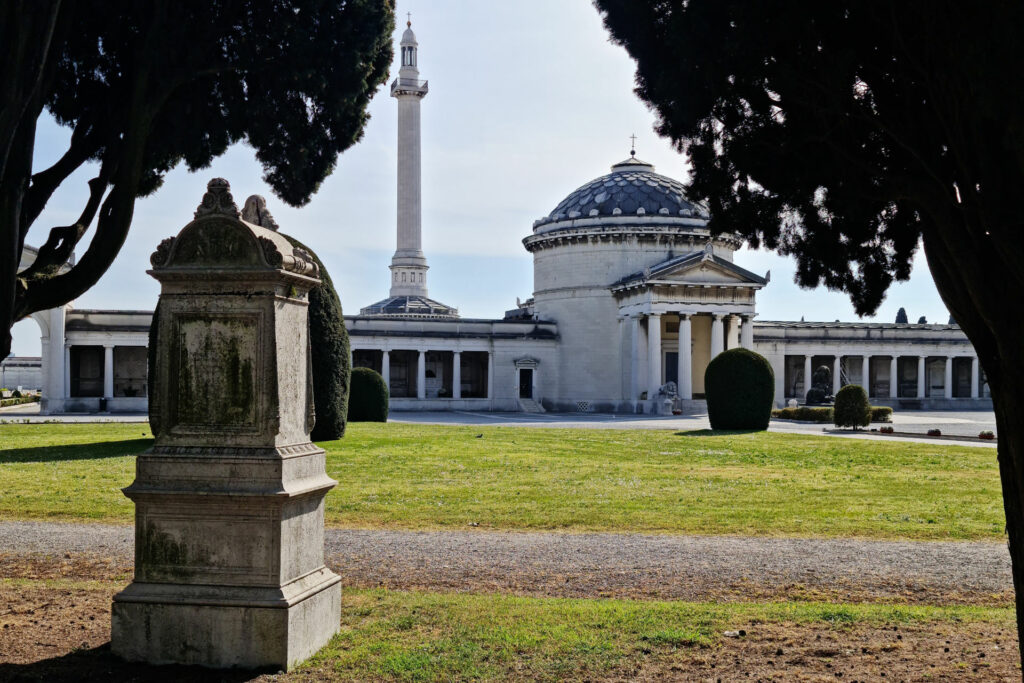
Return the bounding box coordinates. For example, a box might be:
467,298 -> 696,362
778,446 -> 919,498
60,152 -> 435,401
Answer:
1,553 -> 1020,681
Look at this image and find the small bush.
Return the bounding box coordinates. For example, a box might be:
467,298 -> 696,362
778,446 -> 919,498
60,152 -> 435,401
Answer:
347,367 -> 389,422
11,389 -> 21,398
704,348 -> 775,430
979,431 -> 995,440
879,425 -> 894,434
771,406 -> 834,422
927,429 -> 942,437
870,406 -> 893,422
833,384 -> 871,429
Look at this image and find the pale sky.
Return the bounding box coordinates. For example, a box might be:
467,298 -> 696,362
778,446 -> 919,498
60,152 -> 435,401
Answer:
11,0 -> 951,356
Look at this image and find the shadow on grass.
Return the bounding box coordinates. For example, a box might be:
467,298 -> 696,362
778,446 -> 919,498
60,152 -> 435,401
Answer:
0,642 -> 271,682
0,439 -> 151,464
673,429 -> 768,437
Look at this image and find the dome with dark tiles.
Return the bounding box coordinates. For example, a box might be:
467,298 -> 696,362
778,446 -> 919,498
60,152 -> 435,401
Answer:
537,155 -> 708,227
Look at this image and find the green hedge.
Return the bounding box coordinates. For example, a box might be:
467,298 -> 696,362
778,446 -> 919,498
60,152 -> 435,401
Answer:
870,406 -> 893,423
834,384 -> 871,429
285,236 -> 351,442
0,395 -> 40,408
772,406 -> 833,422
704,348 -> 775,430
348,367 -> 388,422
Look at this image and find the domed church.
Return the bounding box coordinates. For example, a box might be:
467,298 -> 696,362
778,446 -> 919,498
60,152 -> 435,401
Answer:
14,20 -> 988,415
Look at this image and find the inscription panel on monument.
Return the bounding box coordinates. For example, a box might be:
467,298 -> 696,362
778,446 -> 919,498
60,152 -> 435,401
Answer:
171,313 -> 262,429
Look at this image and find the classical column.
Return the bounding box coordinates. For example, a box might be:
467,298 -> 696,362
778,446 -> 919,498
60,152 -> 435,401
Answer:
832,356 -> 842,395
710,314 -> 725,358
630,315 -> 643,399
381,350 -> 391,390
648,313 -> 662,397
862,355 -> 871,396
64,345 -> 71,398
740,315 -> 754,349
452,351 -> 461,399
677,314 -> 692,400
889,356 -> 898,398
486,352 -> 493,399
103,345 -> 114,399
917,356 -> 926,398
944,355 -> 954,399
803,355 -> 812,397
971,357 -> 980,398
416,349 -> 426,399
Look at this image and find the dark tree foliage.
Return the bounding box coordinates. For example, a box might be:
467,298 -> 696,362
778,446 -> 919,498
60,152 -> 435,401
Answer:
704,348 -> 774,430
348,367 -> 388,423
284,235 -> 350,442
594,0 -> 1024,661
0,0 -> 395,359
917,316 -> 928,325
895,308 -> 909,324
834,385 -> 871,429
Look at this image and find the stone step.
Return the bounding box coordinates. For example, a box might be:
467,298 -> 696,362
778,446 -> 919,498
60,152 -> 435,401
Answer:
518,398 -> 545,413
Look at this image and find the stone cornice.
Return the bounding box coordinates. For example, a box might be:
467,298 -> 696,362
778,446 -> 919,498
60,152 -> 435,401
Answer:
523,223 -> 743,253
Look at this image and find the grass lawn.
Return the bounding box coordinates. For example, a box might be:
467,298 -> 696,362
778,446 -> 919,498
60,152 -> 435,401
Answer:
310,589 -> 1013,681
0,422 -> 1004,539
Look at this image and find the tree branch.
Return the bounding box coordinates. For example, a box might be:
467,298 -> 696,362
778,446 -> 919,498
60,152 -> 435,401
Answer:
17,174 -> 108,282
22,118 -> 103,230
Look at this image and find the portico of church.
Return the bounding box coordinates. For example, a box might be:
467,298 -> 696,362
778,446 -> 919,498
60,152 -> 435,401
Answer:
620,311 -> 756,402
610,244 -> 767,407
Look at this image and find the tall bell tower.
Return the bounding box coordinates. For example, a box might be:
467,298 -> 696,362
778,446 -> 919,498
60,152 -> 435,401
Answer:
389,16 -> 429,297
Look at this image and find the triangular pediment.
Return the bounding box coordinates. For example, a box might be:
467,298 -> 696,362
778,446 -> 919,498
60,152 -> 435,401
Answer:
612,249 -> 767,291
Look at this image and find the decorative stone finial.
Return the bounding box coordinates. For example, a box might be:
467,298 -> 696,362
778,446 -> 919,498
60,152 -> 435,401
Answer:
194,178 -> 240,219
241,195 -> 280,231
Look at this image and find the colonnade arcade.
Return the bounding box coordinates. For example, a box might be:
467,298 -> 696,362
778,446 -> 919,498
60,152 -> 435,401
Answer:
783,353 -> 988,401
624,311 -> 756,401
352,348 -> 491,400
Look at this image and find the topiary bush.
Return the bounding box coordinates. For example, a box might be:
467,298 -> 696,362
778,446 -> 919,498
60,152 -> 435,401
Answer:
870,406 -> 893,423
347,367 -> 388,422
704,348 -> 775,430
834,384 -> 871,429
284,235 -> 350,442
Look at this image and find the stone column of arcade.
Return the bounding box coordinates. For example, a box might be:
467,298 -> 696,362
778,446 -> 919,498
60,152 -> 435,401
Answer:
111,179 -> 341,670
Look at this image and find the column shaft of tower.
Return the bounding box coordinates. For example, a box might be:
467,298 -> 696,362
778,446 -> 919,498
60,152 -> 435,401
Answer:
396,95 -> 424,259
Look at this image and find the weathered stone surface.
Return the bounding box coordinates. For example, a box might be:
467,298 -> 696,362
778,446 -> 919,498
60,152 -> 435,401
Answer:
111,178 -> 339,671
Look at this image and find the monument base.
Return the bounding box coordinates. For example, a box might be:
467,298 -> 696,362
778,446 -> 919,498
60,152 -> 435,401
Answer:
111,568 -> 341,670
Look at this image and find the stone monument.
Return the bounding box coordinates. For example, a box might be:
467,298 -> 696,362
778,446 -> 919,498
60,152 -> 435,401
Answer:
111,178 -> 340,669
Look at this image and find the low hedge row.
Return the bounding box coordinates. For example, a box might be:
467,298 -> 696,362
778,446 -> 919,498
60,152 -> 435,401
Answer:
870,406 -> 893,422
0,395 -> 40,408
772,406 -> 833,422
771,404 -> 894,423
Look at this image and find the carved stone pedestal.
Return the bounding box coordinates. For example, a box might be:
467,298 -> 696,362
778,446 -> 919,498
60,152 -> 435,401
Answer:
111,179 -> 339,670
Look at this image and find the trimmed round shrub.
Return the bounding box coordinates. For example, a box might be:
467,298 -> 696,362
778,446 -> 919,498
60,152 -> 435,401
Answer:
704,348 -> 775,430
284,235 -> 351,441
348,367 -> 389,422
833,384 -> 871,429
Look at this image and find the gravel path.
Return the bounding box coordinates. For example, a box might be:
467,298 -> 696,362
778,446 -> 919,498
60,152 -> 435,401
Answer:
0,521 -> 1011,605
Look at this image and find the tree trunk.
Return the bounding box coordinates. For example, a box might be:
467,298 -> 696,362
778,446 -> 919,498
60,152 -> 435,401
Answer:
990,379 -> 1024,671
